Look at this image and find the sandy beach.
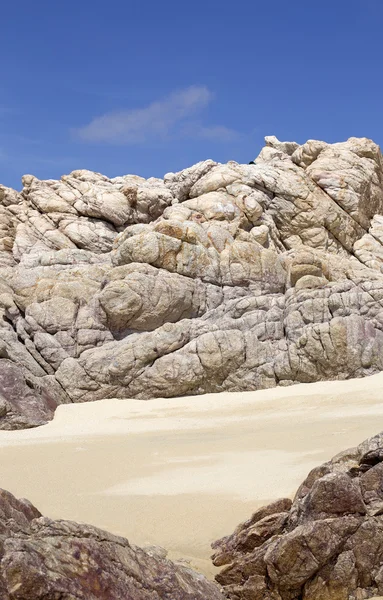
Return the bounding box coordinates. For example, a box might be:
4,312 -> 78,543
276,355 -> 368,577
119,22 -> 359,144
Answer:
0,374 -> 382,577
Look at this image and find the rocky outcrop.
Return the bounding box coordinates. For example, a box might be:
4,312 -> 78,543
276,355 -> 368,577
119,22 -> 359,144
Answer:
0,487 -> 222,599
212,431 -> 383,600
3,137 -> 383,427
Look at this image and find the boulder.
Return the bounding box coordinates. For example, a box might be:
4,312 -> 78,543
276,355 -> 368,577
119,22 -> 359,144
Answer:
0,487 -> 222,599
212,431 -> 383,600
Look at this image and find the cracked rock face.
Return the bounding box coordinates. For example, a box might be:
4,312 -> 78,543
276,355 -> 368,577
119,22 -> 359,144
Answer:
3,137 -> 383,427
0,487 -> 222,599
212,431 -> 383,600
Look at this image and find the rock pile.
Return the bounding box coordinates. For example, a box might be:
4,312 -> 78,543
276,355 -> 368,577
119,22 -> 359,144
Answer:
212,431 -> 383,600
2,136 -> 383,427
0,487 -> 222,599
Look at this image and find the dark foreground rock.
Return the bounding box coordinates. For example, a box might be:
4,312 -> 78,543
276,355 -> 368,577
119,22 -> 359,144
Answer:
0,488 -> 222,599
212,431 -> 383,600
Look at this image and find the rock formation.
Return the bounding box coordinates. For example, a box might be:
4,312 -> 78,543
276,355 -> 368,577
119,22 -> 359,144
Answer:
3,136 -> 383,427
212,431 -> 383,600
0,487 -> 222,599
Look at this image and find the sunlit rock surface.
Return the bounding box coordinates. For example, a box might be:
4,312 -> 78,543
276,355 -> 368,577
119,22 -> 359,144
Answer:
2,137 -> 383,427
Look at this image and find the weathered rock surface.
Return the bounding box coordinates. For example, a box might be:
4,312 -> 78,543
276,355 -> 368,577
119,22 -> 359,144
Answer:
0,487 -> 222,599
3,137 -> 383,427
212,431 -> 383,600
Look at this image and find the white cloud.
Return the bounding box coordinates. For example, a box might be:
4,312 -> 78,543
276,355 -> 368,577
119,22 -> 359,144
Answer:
76,86 -> 238,144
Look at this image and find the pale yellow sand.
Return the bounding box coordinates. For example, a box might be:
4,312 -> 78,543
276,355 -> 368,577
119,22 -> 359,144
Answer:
0,373 -> 383,577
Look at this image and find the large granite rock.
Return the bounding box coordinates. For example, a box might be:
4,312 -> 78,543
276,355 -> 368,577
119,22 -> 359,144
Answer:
3,136 -> 383,427
0,487 -> 222,599
212,431 -> 383,600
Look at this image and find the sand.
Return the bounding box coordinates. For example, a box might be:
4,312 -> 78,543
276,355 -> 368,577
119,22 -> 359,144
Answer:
0,373 -> 383,577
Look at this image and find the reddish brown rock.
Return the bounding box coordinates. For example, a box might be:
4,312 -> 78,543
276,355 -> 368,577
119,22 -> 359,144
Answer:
0,359 -> 66,429
213,432 -> 383,600
0,488 -> 222,599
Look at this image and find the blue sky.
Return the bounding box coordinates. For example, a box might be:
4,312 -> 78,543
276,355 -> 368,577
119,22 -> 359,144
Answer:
1,0 -> 382,189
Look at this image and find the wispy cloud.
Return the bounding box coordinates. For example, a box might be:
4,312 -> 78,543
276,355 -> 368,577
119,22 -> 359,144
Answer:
75,86 -> 238,144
